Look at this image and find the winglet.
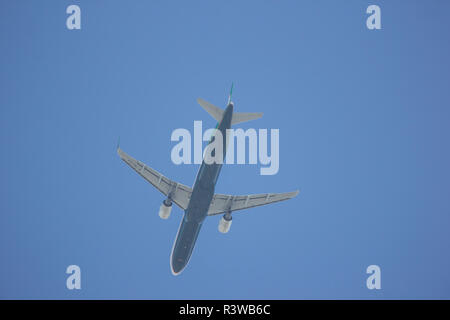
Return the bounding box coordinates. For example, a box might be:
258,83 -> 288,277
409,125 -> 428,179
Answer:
117,136 -> 121,151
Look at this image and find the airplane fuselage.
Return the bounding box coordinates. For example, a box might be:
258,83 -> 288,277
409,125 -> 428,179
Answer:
170,103 -> 233,275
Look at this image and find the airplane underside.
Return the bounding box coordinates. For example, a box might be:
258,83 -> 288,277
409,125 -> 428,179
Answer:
170,216 -> 203,275
118,86 -> 299,275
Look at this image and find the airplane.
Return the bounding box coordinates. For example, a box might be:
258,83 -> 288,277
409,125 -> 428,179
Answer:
117,84 -> 299,275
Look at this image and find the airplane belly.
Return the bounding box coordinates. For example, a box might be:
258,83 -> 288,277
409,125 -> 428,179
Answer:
169,104 -> 232,275
187,181 -> 215,222
170,216 -> 202,275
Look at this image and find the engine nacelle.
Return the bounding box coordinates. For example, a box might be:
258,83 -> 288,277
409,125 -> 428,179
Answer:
218,215 -> 232,233
158,199 -> 172,219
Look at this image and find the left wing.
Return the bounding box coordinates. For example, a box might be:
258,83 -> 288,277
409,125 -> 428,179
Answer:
207,190 -> 299,216
118,148 -> 192,210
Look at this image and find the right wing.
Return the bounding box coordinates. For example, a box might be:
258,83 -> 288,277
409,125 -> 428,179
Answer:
207,190 -> 299,216
117,148 -> 192,210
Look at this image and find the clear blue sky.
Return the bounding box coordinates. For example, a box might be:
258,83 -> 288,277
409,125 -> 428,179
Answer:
1,0 -> 449,299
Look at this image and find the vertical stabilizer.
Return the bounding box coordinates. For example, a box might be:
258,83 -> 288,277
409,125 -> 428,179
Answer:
227,82 -> 234,105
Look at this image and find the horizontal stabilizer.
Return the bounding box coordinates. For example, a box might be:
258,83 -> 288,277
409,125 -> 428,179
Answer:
231,112 -> 263,125
197,98 -> 224,123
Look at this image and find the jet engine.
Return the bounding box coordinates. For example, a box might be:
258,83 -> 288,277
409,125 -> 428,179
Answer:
218,213 -> 232,233
158,199 -> 172,219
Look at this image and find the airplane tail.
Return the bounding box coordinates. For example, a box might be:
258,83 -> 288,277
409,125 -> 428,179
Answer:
227,83 -> 234,105
197,97 -> 263,125
197,84 -> 263,125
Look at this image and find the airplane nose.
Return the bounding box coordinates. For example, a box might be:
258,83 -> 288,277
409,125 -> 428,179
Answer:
171,257 -> 186,275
